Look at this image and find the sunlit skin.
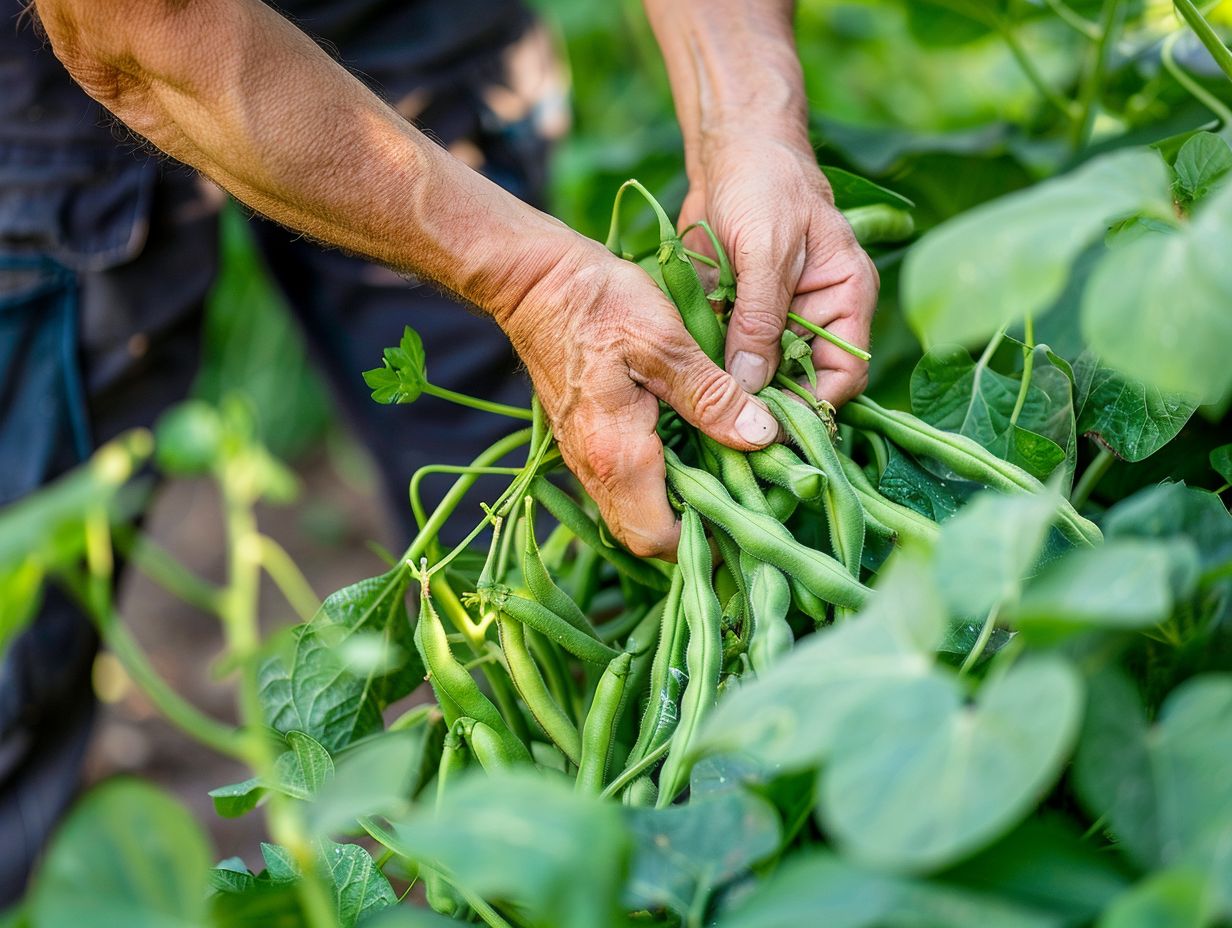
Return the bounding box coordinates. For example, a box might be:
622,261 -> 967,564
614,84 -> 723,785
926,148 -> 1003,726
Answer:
34,0 -> 877,558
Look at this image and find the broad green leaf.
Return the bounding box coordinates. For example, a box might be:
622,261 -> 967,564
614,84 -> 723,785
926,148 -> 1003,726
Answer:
904,0 -> 999,46
259,568 -> 421,752
278,731 -> 335,799
1212,445 -> 1232,484
693,553 -> 944,771
933,488 -> 1059,617
821,165 -> 915,210
1074,672 -> 1232,876
255,842 -> 396,928
384,771 -> 630,928
1103,483 -> 1232,576
819,656 -> 1083,872
717,850 -> 1062,928
623,790 -> 780,916
361,908 -> 467,928
1073,353 -> 1198,462
1172,132 -> 1232,206
1012,539 -> 1197,636
878,445 -> 978,523
363,326 -> 429,405
942,817 -> 1132,924
29,779 -> 212,928
1099,870 -> 1214,928
910,343 -> 1073,480
207,860 -> 255,895
1083,180 -> 1232,403
904,149 -> 1172,347
323,843 -> 398,928
306,731 -> 422,838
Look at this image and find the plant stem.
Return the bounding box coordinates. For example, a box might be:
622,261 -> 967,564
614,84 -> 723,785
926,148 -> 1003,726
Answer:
1162,31 -> 1232,126
73,515 -> 243,758
773,373 -> 820,408
422,384 -> 533,421
1071,447 -> 1115,507
112,526 -> 223,615
1043,0 -> 1101,39
787,312 -> 872,362
1072,0 -> 1126,151
960,604 -> 1002,674
1174,0 -> 1232,82
410,465 -> 523,534
999,23 -> 1082,119
256,534 -> 321,622
1009,314 -> 1035,426
601,738 -> 671,799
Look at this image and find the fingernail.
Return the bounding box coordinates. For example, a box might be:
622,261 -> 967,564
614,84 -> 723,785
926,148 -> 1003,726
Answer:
729,351 -> 770,393
735,401 -> 777,446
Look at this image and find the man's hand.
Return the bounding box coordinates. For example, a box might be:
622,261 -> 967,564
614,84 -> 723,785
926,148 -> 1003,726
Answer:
497,241 -> 779,558
680,137 -> 879,405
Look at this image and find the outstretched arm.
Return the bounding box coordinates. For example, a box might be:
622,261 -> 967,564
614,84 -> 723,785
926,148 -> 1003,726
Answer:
34,0 -> 782,558
645,0 -> 879,404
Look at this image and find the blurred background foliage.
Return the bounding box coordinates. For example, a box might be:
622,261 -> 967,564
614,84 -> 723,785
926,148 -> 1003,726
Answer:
197,0 -> 1232,456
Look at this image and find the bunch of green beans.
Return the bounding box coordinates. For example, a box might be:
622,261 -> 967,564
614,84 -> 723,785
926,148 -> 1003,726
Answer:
375,181 -> 1102,916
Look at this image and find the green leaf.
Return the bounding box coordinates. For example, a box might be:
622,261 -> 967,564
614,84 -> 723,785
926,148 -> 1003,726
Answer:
718,850 -> 1062,928
208,777 -> 265,818
941,817 -> 1132,924
932,487 -> 1059,617
1172,132 -> 1232,206
693,553 -> 945,772
820,165 -> 915,210
0,559 -> 44,662
623,790 -> 780,916
259,568 -> 421,753
383,770 -> 630,928
819,656 -> 1083,873
1073,353 -> 1199,462
878,445 -> 978,523
323,842 -> 398,928
910,344 -> 1073,480
1011,539 -> 1197,637
278,731 -> 335,799
1099,870 -> 1214,928
1212,444 -> 1232,484
1103,483 -> 1232,576
1074,672 -> 1232,876
261,843 -> 300,883
1083,180 -> 1232,404
306,731 -> 423,838
208,860 -> 255,895
28,779 -> 212,928
904,149 -> 1172,347
363,326 -> 429,405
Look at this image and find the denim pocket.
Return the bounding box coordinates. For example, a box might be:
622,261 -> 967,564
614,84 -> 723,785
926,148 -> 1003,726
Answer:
0,254 -> 90,504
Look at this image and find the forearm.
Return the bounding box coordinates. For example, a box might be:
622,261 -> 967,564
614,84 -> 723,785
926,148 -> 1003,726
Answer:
34,0 -> 577,320
643,0 -> 812,182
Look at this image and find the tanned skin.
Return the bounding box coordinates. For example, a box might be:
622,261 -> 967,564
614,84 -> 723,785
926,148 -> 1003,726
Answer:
34,0 -> 877,557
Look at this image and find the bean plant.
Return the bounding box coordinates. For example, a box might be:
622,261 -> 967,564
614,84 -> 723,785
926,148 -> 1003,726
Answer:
4,2 -> 1232,927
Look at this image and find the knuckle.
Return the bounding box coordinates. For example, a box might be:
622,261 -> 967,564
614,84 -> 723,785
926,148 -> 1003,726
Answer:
687,366 -> 743,424
731,304 -> 786,343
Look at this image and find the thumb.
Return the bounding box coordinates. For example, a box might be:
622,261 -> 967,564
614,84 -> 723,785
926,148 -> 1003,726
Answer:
635,318 -> 779,451
725,263 -> 794,393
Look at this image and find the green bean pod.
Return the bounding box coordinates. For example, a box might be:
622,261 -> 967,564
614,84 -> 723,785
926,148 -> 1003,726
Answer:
664,449 -> 870,611
838,454 -> 941,547
625,569 -> 687,766
844,204 -> 916,245
761,388 -> 865,580
748,444 -> 827,500
658,236 -> 726,365
575,651 -> 634,793
742,553 -> 794,673
415,577 -> 531,764
521,496 -> 598,637
657,507 -> 724,806
766,485 -> 799,523
530,477 -> 672,591
840,396 -> 1102,547
498,615 -> 582,765
703,435 -> 773,517
456,717 -> 518,773
494,587 -> 622,665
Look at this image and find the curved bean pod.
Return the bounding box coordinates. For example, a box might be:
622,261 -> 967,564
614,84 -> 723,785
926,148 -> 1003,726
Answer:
575,651 -> 634,793
496,588 -> 623,665
498,615 -> 582,765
